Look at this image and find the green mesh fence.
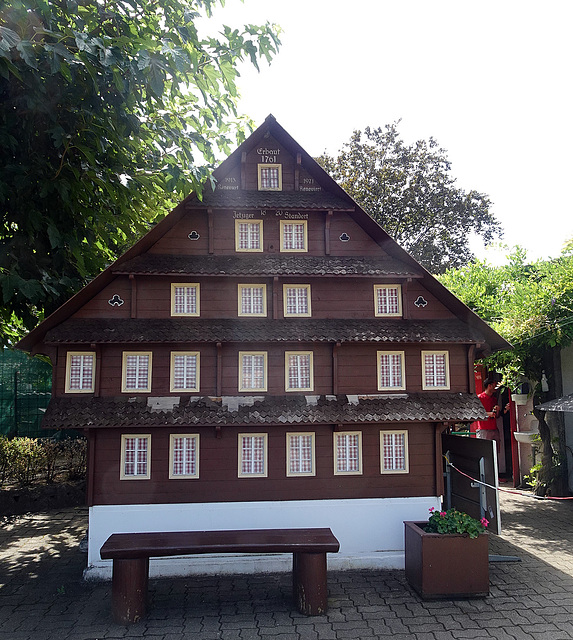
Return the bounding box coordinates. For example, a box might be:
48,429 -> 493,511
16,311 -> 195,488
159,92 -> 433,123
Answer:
0,349 -> 52,438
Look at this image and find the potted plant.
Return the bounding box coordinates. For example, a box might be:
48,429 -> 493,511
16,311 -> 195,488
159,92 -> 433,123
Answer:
404,507 -> 489,599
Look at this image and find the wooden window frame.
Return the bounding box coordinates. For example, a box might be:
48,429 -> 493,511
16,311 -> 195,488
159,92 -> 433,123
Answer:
169,434 -> 200,479
333,431 -> 363,476
374,284 -> 402,317
421,350 -> 450,390
380,430 -> 409,474
286,432 -> 316,477
120,434 -> 151,480
280,220 -> 308,253
239,351 -> 268,392
238,433 -> 268,477
285,351 -> 314,392
257,164 -> 282,191
238,284 -> 267,317
121,351 -> 152,393
377,351 -> 406,391
171,283 -> 200,316
65,351 -> 96,393
235,220 -> 263,252
283,284 -> 311,317
170,351 -> 200,393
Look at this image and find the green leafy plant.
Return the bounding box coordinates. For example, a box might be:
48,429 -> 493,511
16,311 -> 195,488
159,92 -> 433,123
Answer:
424,508 -> 488,539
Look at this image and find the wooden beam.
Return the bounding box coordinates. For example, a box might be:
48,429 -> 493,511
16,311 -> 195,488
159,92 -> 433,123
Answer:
468,344 -> 476,394
325,211 -> 333,255
332,342 -> 341,394
241,151 -> 247,190
402,278 -> 410,320
295,152 -> 301,191
273,276 -> 279,320
216,342 -> 222,397
434,423 -> 448,497
208,208 -> 214,254
129,274 -> 137,319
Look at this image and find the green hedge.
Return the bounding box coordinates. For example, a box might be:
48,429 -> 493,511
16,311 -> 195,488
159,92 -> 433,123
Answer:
0,436 -> 86,487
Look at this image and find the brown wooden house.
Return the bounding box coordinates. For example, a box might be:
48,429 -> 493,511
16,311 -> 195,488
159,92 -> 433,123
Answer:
17,115 -> 507,578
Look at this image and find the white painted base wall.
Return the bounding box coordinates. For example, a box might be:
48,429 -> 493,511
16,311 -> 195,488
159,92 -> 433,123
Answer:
84,496 -> 440,580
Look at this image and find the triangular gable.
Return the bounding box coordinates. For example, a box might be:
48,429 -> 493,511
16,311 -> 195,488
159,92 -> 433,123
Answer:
16,114 -> 510,354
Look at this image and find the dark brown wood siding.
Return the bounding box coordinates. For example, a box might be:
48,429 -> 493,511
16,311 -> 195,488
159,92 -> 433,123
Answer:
90,423 -> 437,506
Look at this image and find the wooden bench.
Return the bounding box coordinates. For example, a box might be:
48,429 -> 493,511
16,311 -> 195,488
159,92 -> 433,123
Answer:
100,527 -> 340,623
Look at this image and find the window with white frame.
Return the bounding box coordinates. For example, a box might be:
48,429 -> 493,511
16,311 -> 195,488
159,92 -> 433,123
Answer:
171,283 -> 200,316
286,433 -> 315,476
374,285 -> 402,317
380,430 -> 409,474
422,350 -> 450,389
122,352 -> 152,392
238,433 -> 268,477
169,434 -> 199,479
239,352 -> 267,392
377,351 -> 406,391
238,284 -> 267,316
257,164 -> 282,191
283,285 -> 311,317
334,431 -> 362,475
65,352 -> 95,393
121,434 -> 151,479
285,351 -> 313,391
235,220 -> 263,252
280,220 -> 307,252
170,352 -> 199,392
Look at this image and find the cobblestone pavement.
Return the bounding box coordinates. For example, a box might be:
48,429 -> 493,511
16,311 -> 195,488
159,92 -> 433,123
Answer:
1,491 -> 573,640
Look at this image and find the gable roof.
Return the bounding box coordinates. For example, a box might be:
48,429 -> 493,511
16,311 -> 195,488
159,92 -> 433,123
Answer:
16,114 -> 509,354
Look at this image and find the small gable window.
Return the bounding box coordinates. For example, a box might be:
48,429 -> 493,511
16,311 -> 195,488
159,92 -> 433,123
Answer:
334,431 -> 362,475
380,430 -> 409,474
121,434 -> 151,479
374,285 -> 402,317
283,285 -> 311,317
377,351 -> 406,391
286,433 -> 315,476
258,164 -> 282,191
170,352 -> 199,392
169,434 -> 199,479
280,220 -> 307,252
235,220 -> 263,252
238,433 -> 268,477
171,283 -> 200,316
65,352 -> 95,393
422,350 -> 450,390
122,352 -> 152,393
238,284 -> 267,316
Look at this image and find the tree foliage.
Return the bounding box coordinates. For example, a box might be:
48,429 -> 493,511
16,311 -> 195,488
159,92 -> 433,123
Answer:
0,0 -> 281,344
440,246 -> 573,495
317,124 -> 502,274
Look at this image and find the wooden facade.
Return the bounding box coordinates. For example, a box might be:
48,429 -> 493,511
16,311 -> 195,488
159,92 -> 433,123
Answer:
17,115 -> 507,575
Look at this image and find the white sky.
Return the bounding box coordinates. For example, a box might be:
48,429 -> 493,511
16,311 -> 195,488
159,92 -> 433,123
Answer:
205,0 -> 573,264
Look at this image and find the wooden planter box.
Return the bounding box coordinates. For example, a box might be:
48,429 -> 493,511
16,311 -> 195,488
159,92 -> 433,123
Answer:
404,521 -> 489,599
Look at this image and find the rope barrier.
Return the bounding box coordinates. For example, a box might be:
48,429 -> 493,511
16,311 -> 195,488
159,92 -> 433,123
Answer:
443,455 -> 573,501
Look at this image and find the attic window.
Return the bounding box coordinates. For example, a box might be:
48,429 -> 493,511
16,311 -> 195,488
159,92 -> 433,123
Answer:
122,352 -> 152,393
171,283 -> 200,316
258,164 -> 282,191
65,352 -> 95,393
280,220 -> 307,252
235,220 -> 263,252
422,350 -> 450,390
374,285 -> 402,317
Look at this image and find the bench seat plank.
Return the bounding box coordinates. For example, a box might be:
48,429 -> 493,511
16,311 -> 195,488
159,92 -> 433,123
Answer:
100,527 -> 340,559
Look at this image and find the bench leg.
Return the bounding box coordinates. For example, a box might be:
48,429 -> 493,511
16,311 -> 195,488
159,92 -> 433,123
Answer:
111,558 -> 149,624
293,552 -> 328,615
